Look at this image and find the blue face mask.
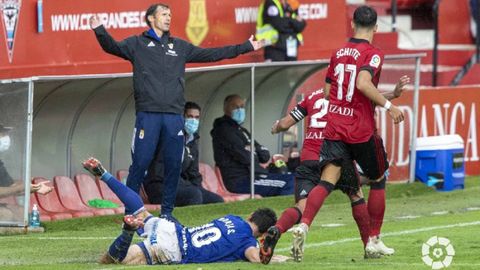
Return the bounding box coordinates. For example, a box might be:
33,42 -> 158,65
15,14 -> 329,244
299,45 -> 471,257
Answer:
231,108 -> 245,125
184,118 -> 199,135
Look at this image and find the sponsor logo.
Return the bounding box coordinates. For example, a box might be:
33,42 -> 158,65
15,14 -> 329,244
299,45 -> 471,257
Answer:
147,41 -> 155,47
305,131 -> 323,140
328,104 -> 354,117
186,0 -> 208,46
51,11 -> 147,32
300,189 -> 308,196
422,236 -> 455,269
369,54 -> 381,68
166,49 -> 177,57
139,129 -> 144,139
234,3 -> 328,24
0,0 -> 21,63
177,130 -> 184,136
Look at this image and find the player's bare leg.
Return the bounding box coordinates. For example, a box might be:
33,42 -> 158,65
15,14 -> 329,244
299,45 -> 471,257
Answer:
292,163 -> 341,262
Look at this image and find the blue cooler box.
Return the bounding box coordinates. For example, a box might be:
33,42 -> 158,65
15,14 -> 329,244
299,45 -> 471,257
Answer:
415,135 -> 465,191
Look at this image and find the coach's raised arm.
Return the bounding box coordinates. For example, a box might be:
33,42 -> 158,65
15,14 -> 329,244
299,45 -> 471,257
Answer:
88,3 -> 265,221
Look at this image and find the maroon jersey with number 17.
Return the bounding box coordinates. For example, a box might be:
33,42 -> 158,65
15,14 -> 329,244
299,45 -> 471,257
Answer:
324,38 -> 384,144
289,89 -> 328,161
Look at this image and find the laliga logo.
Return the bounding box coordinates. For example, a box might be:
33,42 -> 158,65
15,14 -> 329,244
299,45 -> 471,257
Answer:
0,0 -> 21,63
422,236 -> 455,269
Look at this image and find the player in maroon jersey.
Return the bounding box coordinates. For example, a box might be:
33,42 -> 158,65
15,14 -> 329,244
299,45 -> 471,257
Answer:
259,71 -> 408,263
290,5 -> 405,260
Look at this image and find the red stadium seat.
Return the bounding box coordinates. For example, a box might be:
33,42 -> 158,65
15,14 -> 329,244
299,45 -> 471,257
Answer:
74,174 -> 123,214
116,169 -> 129,184
32,177 -> 89,219
214,166 -> 262,200
29,193 -> 53,222
0,195 -> 17,205
95,179 -> 125,213
115,170 -> 161,212
54,176 -> 114,216
198,163 -> 258,202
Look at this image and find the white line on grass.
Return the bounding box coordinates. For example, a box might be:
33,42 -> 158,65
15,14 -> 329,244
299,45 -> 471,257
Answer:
395,215 -> 420,219
9,220 -> 480,244
277,220 -> 480,252
431,211 -> 449,215
38,236 -> 116,240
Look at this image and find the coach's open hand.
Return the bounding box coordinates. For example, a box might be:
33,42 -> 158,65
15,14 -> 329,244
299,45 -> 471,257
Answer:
249,35 -> 266,50
89,15 -> 102,29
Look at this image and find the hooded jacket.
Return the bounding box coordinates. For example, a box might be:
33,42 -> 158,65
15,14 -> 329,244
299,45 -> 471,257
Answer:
93,26 -> 254,114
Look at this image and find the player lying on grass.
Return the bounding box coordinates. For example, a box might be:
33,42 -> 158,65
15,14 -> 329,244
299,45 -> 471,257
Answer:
82,157 -> 287,265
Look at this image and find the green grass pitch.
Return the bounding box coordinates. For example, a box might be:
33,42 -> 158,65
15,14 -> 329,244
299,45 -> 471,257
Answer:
1,177 -> 479,270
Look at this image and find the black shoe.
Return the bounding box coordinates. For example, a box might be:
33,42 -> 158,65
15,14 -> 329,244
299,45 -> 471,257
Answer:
260,226 -> 281,264
82,157 -> 106,177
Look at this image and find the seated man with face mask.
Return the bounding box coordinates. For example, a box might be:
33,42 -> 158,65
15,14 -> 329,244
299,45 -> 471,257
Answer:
211,95 -> 294,197
144,102 -> 224,206
0,124 -> 52,221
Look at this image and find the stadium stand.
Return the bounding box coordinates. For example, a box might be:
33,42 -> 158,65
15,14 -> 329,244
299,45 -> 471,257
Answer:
29,194 -> 53,222
54,176 -> 115,216
198,162 -> 261,202
0,195 -> 16,205
95,178 -> 125,213
214,166 -> 263,200
74,174 -> 124,214
33,177 -> 92,218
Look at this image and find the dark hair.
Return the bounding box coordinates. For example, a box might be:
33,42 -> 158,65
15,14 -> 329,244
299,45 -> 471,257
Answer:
184,101 -> 201,114
353,5 -> 377,28
249,208 -> 277,234
223,94 -> 241,107
145,3 -> 170,28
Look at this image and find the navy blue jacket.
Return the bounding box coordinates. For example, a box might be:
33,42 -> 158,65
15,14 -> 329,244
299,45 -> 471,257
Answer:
93,26 -> 254,114
211,116 -> 270,188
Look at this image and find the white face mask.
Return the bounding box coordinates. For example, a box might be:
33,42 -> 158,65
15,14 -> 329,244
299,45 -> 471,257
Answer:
0,136 -> 11,152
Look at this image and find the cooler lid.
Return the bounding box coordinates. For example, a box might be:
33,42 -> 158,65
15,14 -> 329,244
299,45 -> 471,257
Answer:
416,134 -> 464,151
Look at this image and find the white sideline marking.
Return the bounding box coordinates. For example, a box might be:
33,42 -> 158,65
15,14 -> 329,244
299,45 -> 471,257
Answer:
277,220 -> 480,252
466,207 -> 480,211
37,236 -> 116,240
395,215 -> 420,220
321,223 -> 345,228
431,211 -> 449,216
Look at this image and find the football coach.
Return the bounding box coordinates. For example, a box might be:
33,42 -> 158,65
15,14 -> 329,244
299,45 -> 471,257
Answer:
89,3 -> 265,220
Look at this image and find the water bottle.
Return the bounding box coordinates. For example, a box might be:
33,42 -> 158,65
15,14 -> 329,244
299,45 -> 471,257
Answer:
30,204 -> 40,227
